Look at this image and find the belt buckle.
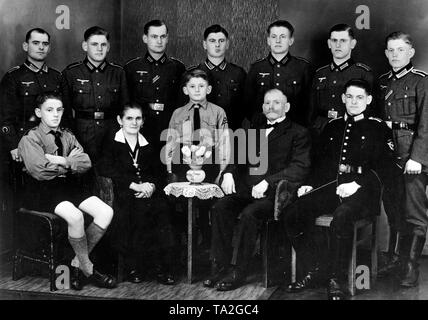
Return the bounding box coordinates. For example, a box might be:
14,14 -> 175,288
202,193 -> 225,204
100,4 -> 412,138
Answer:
150,103 -> 164,111
94,111 -> 105,120
327,110 -> 338,119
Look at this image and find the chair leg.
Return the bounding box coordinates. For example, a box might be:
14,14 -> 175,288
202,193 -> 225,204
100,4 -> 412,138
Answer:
49,260 -> 57,291
348,225 -> 357,296
12,254 -> 23,281
371,219 -> 378,286
291,247 -> 296,283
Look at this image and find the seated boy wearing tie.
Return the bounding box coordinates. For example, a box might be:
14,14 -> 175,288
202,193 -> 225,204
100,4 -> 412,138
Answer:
18,93 -> 116,290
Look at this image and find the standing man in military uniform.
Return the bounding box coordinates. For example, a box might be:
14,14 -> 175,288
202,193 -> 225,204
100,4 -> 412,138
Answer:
309,24 -> 374,135
61,26 -> 128,164
1,28 -> 61,163
125,19 -> 186,153
196,24 -> 246,130
244,20 -> 313,126
282,79 -> 393,300
0,28 -> 61,212
378,32 -> 428,288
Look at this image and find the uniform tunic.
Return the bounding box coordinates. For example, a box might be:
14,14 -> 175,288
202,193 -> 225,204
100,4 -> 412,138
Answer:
377,63 -> 428,235
60,59 -> 128,162
124,53 -> 186,148
0,61 -> 61,151
309,59 -> 374,132
244,53 -> 313,126
198,59 -> 246,129
18,122 -> 91,211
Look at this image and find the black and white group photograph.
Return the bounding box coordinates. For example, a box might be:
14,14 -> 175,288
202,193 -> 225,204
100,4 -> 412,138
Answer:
0,0 -> 428,307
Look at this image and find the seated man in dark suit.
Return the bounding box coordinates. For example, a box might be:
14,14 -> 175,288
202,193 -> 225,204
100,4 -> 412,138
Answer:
282,79 -> 394,300
204,88 -> 311,291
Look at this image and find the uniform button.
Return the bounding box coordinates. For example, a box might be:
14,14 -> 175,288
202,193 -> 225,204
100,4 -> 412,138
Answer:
388,116 -> 391,120
156,112 -> 159,115
277,64 -> 281,68
97,83 -> 100,86
277,73 -> 280,76
25,92 -> 29,96
343,149 -> 347,153
388,102 -> 391,106
261,82 -> 264,85
140,80 -> 143,83
155,63 -> 158,67
96,121 -> 100,125
217,81 -> 220,84
346,129 -> 350,132
332,94 -> 335,98
344,142 -> 347,146
96,70 -> 99,73
339,172 -> 343,175
333,80 -> 337,84
276,83 -> 280,86
345,136 -> 349,140
348,123 -> 352,127
79,90 -> 83,93
218,94 -> 221,97
43,85 -> 47,88
156,87 -> 159,90
293,81 -> 297,84
404,95 -> 408,98
342,157 -> 346,160
362,136 -> 365,140
156,99 -> 159,103
98,96 -> 102,99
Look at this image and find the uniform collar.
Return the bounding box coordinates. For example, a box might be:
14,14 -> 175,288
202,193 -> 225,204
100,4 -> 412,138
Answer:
205,59 -> 227,71
39,122 -> 61,135
24,60 -> 48,73
344,112 -> 365,123
145,52 -> 167,64
186,101 -> 209,111
392,63 -> 413,79
268,53 -> 290,66
84,58 -> 108,72
330,59 -> 354,72
114,128 -> 149,147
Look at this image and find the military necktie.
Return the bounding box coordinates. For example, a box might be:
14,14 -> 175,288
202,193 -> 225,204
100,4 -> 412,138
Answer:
49,130 -> 63,156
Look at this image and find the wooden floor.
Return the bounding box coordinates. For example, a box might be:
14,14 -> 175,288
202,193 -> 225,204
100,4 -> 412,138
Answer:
0,259 -> 276,300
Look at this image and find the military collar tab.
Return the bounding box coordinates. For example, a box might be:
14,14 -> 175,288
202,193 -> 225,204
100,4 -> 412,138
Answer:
84,58 -> 107,72
205,59 -> 227,71
330,59 -> 354,72
346,113 -> 365,123
268,53 -> 290,66
145,52 -> 167,64
24,60 -> 48,73
393,63 -> 413,79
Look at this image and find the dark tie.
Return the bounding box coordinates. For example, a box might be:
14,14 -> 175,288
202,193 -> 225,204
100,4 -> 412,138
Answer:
49,130 -> 63,156
265,122 -> 278,129
193,104 -> 201,143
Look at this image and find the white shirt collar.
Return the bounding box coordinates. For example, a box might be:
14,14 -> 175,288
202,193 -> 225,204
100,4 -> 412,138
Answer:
114,128 -> 149,146
267,116 -> 286,125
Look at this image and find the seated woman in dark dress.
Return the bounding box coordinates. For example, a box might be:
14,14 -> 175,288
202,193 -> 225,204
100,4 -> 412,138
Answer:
98,103 -> 176,285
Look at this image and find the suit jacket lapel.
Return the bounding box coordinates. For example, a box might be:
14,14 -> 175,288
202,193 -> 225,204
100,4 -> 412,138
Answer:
268,118 -> 290,143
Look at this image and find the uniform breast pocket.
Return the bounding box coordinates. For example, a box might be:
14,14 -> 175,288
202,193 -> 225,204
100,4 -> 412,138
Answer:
256,75 -> 269,90
73,85 -> 91,95
394,92 -> 417,116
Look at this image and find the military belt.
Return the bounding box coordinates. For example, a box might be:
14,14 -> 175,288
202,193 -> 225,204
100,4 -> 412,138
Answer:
338,164 -> 364,174
75,110 -> 115,120
391,121 -> 416,131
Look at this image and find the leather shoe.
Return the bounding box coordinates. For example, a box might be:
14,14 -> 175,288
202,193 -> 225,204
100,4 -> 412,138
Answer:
70,267 -> 85,291
326,278 -> 345,300
156,272 -> 176,285
216,268 -> 246,291
89,269 -> 117,289
286,267 -> 322,293
127,270 -> 144,283
203,263 -> 228,288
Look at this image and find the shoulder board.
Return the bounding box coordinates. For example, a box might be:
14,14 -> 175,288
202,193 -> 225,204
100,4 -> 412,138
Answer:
186,64 -> 199,71
411,69 -> 428,77
379,71 -> 391,79
7,65 -> 20,74
316,64 -> 329,73
369,116 -> 382,123
293,56 -> 310,64
251,57 -> 266,65
125,56 -> 141,66
109,62 -> 123,69
66,61 -> 83,70
355,62 -> 371,71
170,56 -> 185,65
328,116 -> 343,123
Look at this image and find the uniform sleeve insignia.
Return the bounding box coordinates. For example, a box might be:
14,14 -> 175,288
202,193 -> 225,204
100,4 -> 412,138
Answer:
7,65 -> 20,73
1,126 -> 10,134
368,116 -> 383,122
356,63 -> 371,71
411,69 -> 428,77
316,65 -> 329,73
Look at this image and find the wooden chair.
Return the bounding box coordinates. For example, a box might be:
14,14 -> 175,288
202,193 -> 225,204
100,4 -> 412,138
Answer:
12,208 -> 68,291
